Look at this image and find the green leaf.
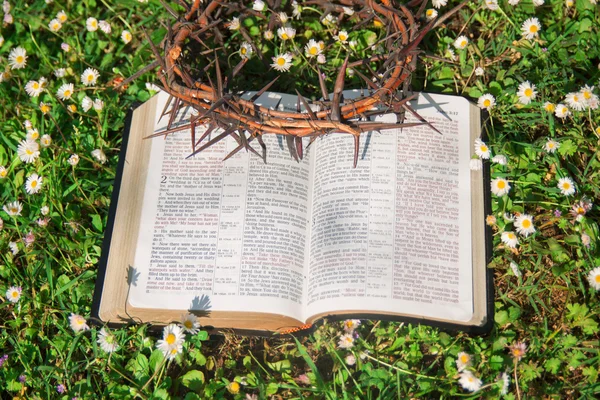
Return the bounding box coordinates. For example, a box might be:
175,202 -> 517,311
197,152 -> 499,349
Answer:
149,349 -> 165,372
133,354 -> 149,379
495,310 -> 509,326
557,139 -> 577,156
181,370 -> 205,392
91,214 -> 103,232
151,388 -> 170,400
544,358 -> 561,374
266,382 -> 279,396
267,359 -> 291,372
490,355 -> 504,371
438,66 -> 454,80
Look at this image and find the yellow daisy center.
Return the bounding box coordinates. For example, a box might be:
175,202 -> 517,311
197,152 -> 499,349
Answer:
480,145 -> 488,152
468,377 -> 474,382
339,34 -> 347,41
522,219 -> 531,228
562,183 -> 570,189
508,233 -> 515,239
0,171 -> 6,177
91,21 -> 97,28
426,10 -> 434,16
573,95 -> 579,102
87,75 -> 94,81
460,355 -> 469,363
497,180 -> 506,189
65,90 -> 72,97
548,143 -> 554,148
281,33 -> 289,40
31,180 -> 37,188
374,20 -> 383,27
53,23 -> 59,29
319,42 -> 325,50
170,348 -> 178,354
460,40 -> 467,47
277,57 -> 286,66
16,56 -> 24,63
529,25 -> 538,33
33,82 -> 39,89
240,47 -> 247,55
583,91 -> 591,99
184,320 -> 193,328
309,47 -> 318,55
26,149 -> 33,155
11,291 -> 18,297
513,349 -> 522,357
595,275 -> 600,283
524,88 -> 533,97
577,207 -> 585,214
483,99 -> 491,107
10,207 -> 17,213
166,333 -> 176,345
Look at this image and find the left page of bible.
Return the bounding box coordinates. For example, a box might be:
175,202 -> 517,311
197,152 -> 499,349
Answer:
128,91 -> 314,322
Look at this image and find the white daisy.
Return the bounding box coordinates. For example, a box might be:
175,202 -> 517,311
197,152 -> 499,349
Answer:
3,1 -> 10,13
17,139 -> 40,163
508,0 -> 520,5
145,82 -> 160,92
271,52 -> 293,72
239,42 -> 253,59
514,214 -> 535,237
521,18 -> 541,40
253,0 -> 266,11
39,102 -> 51,114
557,177 -> 575,196
458,371 -> 482,392
474,138 -> 490,159
40,134 -> 52,148
343,6 -> 355,15
554,103 -> 570,119
41,205 -> 50,215
97,327 -> 119,353
477,94 -> 495,110
456,352 -> 472,371
91,149 -> 107,164
292,0 -> 301,18
69,313 -> 90,332
227,17 -> 240,31
474,67 -> 484,76
48,19 -> 62,32
565,0 -> 574,6
0,166 -> 7,178
501,232 -> 519,248
580,85 -> 595,104
532,0 -> 544,5
500,372 -> 510,395
469,158 -> 482,171
93,98 -> 104,111
517,81 -> 537,105
68,154 -> 80,166
425,8 -> 438,20
491,177 -> 511,196
587,266 -> 600,290
8,47 -> 27,70
156,324 -> 185,359
57,10 -> 67,23
99,20 -> 111,34
334,30 -> 349,43
485,0 -> 499,10
277,26 -> 296,40
454,35 -> 469,50
338,333 -> 354,349
304,39 -> 322,57
492,154 -> 507,165
54,68 -> 66,78
56,83 -> 74,100
564,92 -> 585,111
432,0 -> 447,8
278,12 -> 289,24
9,241 -> 19,255
61,43 -> 70,52
6,286 -> 22,303
180,313 -> 201,334
323,14 -> 338,24
264,30 -> 274,40
543,102 -> 555,113
86,17 -> 98,32
317,54 -> 326,64
121,30 -> 132,44
4,13 -> 13,24
82,96 -> 93,112
25,80 -> 43,97
343,319 -> 361,332
26,128 -> 39,141
25,173 -> 43,194
3,200 -> 22,216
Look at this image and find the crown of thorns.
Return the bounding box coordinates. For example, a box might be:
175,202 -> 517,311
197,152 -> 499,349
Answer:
138,0 -> 464,166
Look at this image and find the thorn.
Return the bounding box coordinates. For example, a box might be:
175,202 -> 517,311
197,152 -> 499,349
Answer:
353,135 -> 359,168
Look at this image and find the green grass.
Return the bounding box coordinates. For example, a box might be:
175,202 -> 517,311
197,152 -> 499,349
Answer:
1,0 -> 599,398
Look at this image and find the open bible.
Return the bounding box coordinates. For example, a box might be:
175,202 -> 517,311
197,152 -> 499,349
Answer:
92,90 -> 493,335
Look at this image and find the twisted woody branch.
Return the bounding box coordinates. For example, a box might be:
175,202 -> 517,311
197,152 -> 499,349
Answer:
142,0 -> 466,166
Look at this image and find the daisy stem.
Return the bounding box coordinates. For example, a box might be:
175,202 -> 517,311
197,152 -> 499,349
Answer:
325,343 -> 364,395
361,353 -> 447,382
513,200 -> 561,206
514,361 -> 521,400
496,7 -> 517,30
302,6 -> 323,15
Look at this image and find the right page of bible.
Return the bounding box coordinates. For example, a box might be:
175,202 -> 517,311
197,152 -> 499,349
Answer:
305,92 -> 476,323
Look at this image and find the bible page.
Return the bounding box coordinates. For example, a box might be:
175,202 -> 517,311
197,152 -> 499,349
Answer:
305,92 -> 475,323
128,91 -> 315,322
